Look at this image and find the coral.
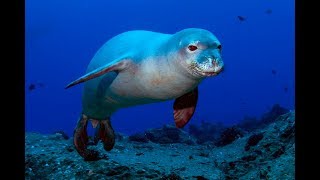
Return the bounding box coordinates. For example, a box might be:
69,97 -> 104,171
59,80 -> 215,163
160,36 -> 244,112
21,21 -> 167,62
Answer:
25,110 -> 295,179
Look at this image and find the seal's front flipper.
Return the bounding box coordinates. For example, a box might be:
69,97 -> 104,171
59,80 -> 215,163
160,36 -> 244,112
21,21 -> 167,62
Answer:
65,59 -> 132,89
173,87 -> 198,128
73,114 -> 99,161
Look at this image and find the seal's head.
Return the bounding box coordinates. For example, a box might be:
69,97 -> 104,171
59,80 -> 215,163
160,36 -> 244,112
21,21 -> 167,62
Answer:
170,28 -> 224,79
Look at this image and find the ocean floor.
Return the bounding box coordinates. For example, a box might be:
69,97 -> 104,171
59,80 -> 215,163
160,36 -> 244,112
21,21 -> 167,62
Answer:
25,110 -> 295,179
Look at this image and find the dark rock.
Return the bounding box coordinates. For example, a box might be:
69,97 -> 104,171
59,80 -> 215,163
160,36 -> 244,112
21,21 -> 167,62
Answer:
176,167 -> 186,171
215,126 -> 244,146
161,172 -> 183,180
115,132 -> 124,141
137,169 -> 146,174
272,146 -> 285,158
188,121 -> 224,144
261,104 -> 289,124
145,125 -> 194,144
136,152 -> 144,156
238,104 -> 289,132
189,124 -> 202,136
133,144 -> 154,150
146,174 -> 161,178
65,145 -> 74,152
98,154 -> 109,160
184,139 -> 195,145
193,175 -> 209,180
83,150 -> 101,161
241,155 -> 257,162
114,144 -> 125,151
129,133 -> 149,143
260,169 -> 269,179
263,143 -> 271,151
136,169 -> 162,178
225,175 -> 237,180
238,116 -> 260,132
170,154 -> 180,157
281,122 -> 295,139
198,152 -> 209,157
53,130 -> 69,140
106,166 -> 130,176
62,158 -> 73,166
229,162 -> 236,169
253,150 -> 263,156
199,162 -> 210,165
145,126 -> 179,143
245,133 -> 264,151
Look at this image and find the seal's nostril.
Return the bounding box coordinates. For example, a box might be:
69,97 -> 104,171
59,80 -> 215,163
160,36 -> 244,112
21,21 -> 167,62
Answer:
212,60 -> 217,67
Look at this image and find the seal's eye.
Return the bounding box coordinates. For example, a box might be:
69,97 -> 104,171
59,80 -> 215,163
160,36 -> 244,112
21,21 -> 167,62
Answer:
217,45 -> 222,50
188,45 -> 198,51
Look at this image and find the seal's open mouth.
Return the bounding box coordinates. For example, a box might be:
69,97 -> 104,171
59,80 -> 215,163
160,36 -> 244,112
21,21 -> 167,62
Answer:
202,71 -> 218,76
190,67 -> 215,77
187,57 -> 224,78
199,70 -> 221,77
193,64 -> 224,77
202,66 -> 224,76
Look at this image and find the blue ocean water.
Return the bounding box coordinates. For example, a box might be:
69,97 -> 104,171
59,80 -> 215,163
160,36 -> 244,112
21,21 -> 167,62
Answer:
25,0 -> 294,137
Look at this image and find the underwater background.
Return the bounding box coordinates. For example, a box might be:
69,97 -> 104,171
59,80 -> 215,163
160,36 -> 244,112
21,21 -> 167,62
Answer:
25,0 -> 294,136
25,0 -> 295,179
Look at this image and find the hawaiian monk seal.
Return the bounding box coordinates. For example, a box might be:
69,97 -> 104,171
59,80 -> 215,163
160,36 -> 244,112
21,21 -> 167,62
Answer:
66,28 -> 224,160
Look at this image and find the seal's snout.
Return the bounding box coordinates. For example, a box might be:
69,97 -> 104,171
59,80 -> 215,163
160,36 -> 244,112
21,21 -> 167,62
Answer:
211,58 -> 224,73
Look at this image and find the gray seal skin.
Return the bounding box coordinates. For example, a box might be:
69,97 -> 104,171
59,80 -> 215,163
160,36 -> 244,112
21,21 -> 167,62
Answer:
66,28 -> 224,160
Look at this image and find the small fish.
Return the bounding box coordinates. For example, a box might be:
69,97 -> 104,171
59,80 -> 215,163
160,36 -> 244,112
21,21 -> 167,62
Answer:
237,16 -> 246,22
28,84 -> 36,91
28,82 -> 45,91
265,9 -> 272,14
271,69 -> 277,75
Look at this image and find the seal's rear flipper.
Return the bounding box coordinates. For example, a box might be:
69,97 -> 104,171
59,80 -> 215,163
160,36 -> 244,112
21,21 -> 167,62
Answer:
65,59 -> 132,89
96,119 -> 115,151
73,114 -> 100,161
90,119 -> 115,151
173,87 -> 198,128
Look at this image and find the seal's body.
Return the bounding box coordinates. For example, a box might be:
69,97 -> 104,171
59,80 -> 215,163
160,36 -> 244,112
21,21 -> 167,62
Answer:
66,28 -> 224,160
82,31 -> 202,119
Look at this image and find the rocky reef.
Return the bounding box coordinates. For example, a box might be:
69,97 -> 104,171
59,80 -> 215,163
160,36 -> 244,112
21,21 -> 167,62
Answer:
25,107 -> 294,179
